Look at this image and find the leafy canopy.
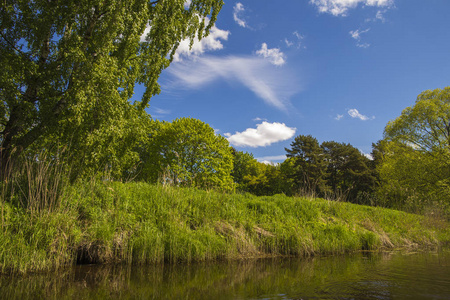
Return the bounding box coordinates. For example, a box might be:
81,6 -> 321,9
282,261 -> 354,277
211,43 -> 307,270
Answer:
0,0 -> 223,173
378,87 -> 450,212
139,118 -> 233,190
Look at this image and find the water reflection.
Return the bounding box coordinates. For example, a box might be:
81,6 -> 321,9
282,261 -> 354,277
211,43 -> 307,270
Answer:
1,251 -> 450,299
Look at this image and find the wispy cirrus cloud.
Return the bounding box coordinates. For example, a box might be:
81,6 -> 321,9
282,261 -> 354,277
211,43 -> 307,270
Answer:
165,55 -> 300,111
366,9 -> 387,22
256,43 -> 286,66
349,28 -> 371,48
310,0 -> 394,17
335,114 -> 344,121
348,108 -> 374,121
225,122 -> 296,147
285,31 -> 305,49
350,28 -> 370,40
233,2 -> 248,28
151,107 -> 171,118
253,117 -> 268,122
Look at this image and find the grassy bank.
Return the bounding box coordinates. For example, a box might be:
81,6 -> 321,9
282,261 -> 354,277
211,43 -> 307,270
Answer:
1,181 -> 449,274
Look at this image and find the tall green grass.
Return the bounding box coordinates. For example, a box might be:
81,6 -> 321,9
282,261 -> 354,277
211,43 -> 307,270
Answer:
1,179 -> 449,274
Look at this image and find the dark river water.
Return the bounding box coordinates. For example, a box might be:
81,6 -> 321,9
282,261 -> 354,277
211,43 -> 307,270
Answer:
1,251 -> 450,299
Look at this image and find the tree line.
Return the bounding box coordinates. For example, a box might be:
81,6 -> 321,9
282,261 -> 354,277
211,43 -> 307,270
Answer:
1,1 -> 449,215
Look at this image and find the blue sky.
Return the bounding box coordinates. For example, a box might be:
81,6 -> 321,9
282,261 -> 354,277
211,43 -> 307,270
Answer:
139,0 -> 450,163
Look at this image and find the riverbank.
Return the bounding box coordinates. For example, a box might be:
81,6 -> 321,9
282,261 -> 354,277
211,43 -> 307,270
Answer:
1,181 -> 449,274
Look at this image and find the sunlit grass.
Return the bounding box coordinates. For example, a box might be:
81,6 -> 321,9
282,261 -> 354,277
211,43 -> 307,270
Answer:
1,180 -> 449,274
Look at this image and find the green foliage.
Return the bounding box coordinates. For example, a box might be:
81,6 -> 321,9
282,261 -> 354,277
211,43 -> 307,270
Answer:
377,87 -> 450,214
231,149 -> 260,185
138,118 -> 234,190
285,135 -> 329,195
385,87 -> 450,151
321,141 -> 376,202
0,0 -> 224,175
283,135 -> 376,201
232,150 -> 289,196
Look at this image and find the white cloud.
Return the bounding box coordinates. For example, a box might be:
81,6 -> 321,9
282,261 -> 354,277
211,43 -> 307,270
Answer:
350,28 -> 370,48
375,10 -> 386,21
173,25 -> 230,61
166,55 -> 299,111
233,3 -> 248,28
361,151 -> 373,160
335,114 -> 344,120
357,42 -> 370,48
284,39 -> 294,47
140,16 -> 229,60
253,117 -> 268,122
225,122 -> 296,147
259,161 -> 276,165
310,0 -> 394,16
348,108 -> 374,121
285,31 -> 305,49
256,43 -> 286,66
140,24 -> 151,43
256,155 -> 287,164
154,107 -> 170,115
293,31 -> 304,40
366,9 -> 388,22
350,28 -> 370,40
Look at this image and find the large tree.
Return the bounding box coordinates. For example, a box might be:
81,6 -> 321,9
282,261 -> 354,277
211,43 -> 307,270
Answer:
0,0 -> 223,175
378,87 -> 450,212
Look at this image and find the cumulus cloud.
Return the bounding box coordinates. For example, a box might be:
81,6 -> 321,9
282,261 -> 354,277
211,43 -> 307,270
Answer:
173,25 -> 230,61
224,122 -> 296,147
310,0 -> 394,17
256,43 -> 286,66
165,55 -> 299,111
348,109 -> 373,121
361,151 -> 373,160
233,3 -> 248,28
140,16 -> 229,60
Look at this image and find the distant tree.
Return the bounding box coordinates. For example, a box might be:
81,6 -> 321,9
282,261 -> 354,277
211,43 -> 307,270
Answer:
0,0 -> 223,176
285,135 -> 328,195
231,150 -> 290,195
231,149 -> 260,186
321,141 -> 376,203
139,118 -> 233,190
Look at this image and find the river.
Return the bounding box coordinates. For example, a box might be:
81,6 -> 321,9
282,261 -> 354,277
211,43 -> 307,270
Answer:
1,251 -> 449,299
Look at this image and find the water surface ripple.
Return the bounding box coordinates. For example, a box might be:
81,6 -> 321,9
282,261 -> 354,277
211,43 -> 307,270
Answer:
1,251 -> 449,299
